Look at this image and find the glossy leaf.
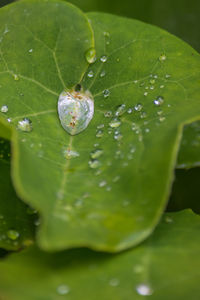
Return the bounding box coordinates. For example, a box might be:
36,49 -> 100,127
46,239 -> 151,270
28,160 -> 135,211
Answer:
0,211 -> 200,299
0,138 -> 36,250
1,0 -> 200,252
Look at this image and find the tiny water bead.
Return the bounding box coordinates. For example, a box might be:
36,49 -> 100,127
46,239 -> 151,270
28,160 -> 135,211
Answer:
0,105 -> 8,113
136,284 -> 153,296
109,278 -> 120,287
99,180 -> 107,187
57,284 -> 70,295
104,110 -> 112,118
134,103 -> 143,112
109,118 -> 121,128
64,149 -> 80,160
159,54 -> 166,62
13,74 -> 19,81
17,118 -> 32,132
115,104 -> 126,116
89,159 -> 101,169
103,89 -> 110,98
90,149 -> 103,159
96,130 -> 104,138
7,229 -> 20,240
58,89 -> 94,135
154,96 -> 164,106
100,70 -> 106,77
87,70 -> 94,78
85,47 -> 96,64
100,55 -> 108,63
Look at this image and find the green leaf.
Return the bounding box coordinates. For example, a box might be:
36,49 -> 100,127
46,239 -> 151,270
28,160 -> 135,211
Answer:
0,210 -> 200,299
167,167 -> 200,214
177,121 -> 200,169
0,138 -> 36,250
1,0 -> 200,252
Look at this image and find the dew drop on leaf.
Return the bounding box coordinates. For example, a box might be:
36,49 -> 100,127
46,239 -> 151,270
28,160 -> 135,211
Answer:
103,89 -> 110,98
85,47 -> 96,64
87,70 -> 94,78
58,89 -> 94,135
0,105 -> 8,113
64,149 -> 80,159
109,278 -> 120,287
17,118 -> 32,132
96,130 -> 104,138
90,149 -> 103,159
134,103 -> 143,112
136,284 -> 153,296
100,55 -> 108,63
154,96 -> 164,106
57,284 -> 70,295
159,54 -> 167,62
88,159 -> 101,169
109,118 -> 121,128
115,104 -> 126,116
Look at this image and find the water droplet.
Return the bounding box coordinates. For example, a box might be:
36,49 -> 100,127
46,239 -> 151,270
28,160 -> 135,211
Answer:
4,25 -> 9,34
159,116 -> 166,122
17,118 -> 32,132
144,92 -> 148,96
106,186 -> 112,191
104,110 -> 112,117
149,79 -> 155,84
109,278 -> 120,287
127,108 -> 133,114
7,229 -> 20,240
133,265 -> 144,273
140,112 -> 147,119
90,149 -> 103,159
112,175 -> 120,183
7,118 -> 12,123
85,47 -> 96,64
159,54 -> 166,62
89,159 -> 101,169
58,89 -> 94,135
99,180 -> 107,187
145,128 -> 150,133
134,103 -> 143,112
29,48 -> 33,53
160,85 -> 165,89
96,130 -> 104,138
136,284 -> 153,296
1,105 -> 8,113
57,284 -> 70,295
97,124 -> 104,129
109,118 -> 121,128
34,218 -> 40,226
100,55 -> 107,63
100,70 -> 106,77
64,149 -> 80,159
165,216 -> 173,223
114,132 -> 123,141
149,86 -> 154,90
103,89 -> 110,98
115,104 -> 126,116
133,80 -> 138,84
154,96 -> 164,106
87,70 -> 94,78
13,74 -> 19,81
165,74 -> 171,78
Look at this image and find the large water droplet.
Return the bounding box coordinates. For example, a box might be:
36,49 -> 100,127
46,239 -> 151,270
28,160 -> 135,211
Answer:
58,89 -> 94,135
17,118 -> 32,132
85,48 -> 96,64
1,105 -> 8,113
136,284 -> 153,296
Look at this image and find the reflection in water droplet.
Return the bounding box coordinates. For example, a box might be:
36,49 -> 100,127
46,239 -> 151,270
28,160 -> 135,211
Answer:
57,284 -> 70,295
85,47 -> 96,64
7,229 -> 20,240
1,105 -> 8,113
154,96 -> 164,106
136,284 -> 153,296
58,89 -> 94,135
127,108 -> 133,114
109,118 -> 121,128
100,55 -> 108,63
103,89 -> 110,98
17,118 -> 32,132
64,149 -> 80,159
90,149 -> 103,159
89,159 -> 101,169
134,103 -> 143,112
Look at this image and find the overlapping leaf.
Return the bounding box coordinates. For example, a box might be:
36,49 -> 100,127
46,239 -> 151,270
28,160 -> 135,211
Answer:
0,211 -> 200,299
0,0 -> 200,252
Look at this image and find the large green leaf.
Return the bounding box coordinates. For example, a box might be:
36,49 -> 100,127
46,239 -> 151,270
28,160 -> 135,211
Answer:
1,0 -> 200,252
0,210 -> 200,299
0,138 -> 36,250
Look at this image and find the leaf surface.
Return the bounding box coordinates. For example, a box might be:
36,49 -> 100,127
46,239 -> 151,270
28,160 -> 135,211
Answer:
0,1 -> 200,251
0,211 -> 200,300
